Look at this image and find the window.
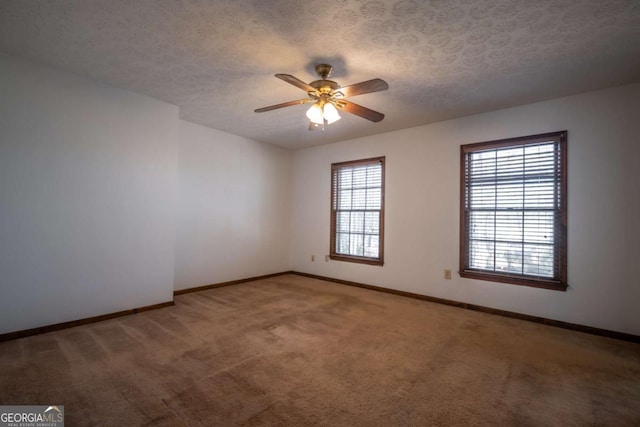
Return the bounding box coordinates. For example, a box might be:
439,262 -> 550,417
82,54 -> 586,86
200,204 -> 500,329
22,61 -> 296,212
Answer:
331,157 -> 385,265
460,131 -> 567,290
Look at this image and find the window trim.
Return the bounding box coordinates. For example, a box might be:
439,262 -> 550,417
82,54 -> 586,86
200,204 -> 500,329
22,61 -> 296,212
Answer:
459,131 -> 568,291
330,156 -> 385,266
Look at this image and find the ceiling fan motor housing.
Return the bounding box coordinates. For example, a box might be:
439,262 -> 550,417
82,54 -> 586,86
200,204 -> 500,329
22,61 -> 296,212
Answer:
310,79 -> 340,93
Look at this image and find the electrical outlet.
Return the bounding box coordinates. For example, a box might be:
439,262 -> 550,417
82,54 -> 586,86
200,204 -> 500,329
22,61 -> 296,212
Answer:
444,269 -> 452,280
325,255 -> 329,262
311,255 -> 315,262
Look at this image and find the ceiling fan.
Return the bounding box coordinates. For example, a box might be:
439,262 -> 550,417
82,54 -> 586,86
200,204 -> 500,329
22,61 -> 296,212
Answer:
255,64 -> 388,130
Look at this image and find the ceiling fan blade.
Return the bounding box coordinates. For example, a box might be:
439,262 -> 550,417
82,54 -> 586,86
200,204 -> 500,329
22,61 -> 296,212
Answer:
333,78 -> 388,98
255,98 -> 312,113
275,74 -> 316,93
335,100 -> 385,122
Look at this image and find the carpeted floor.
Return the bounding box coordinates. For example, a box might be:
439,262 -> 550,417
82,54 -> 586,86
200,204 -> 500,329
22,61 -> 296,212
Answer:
1,274 -> 639,426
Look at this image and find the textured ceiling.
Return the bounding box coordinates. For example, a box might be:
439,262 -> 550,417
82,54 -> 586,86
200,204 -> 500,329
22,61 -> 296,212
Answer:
1,0 -> 639,149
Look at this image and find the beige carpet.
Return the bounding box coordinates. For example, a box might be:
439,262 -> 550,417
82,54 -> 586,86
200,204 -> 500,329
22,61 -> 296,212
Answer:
1,274 -> 639,426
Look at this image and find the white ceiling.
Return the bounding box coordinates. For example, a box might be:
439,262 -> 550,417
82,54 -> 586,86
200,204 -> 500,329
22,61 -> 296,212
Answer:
1,0 -> 639,149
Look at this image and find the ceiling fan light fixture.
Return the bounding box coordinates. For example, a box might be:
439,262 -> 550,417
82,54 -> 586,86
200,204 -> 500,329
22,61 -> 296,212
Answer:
256,64 -> 388,128
306,103 -> 324,125
323,102 -> 341,124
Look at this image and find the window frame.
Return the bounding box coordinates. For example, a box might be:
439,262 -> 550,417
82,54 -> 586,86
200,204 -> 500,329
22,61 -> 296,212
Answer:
330,156 -> 385,266
459,131 -> 568,291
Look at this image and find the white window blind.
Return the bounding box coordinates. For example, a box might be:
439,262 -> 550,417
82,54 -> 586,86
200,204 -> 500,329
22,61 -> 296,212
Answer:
461,132 -> 567,289
331,157 -> 384,265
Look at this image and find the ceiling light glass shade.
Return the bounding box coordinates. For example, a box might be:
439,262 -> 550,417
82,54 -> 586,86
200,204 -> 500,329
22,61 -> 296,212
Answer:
323,103 -> 341,124
306,103 -> 324,125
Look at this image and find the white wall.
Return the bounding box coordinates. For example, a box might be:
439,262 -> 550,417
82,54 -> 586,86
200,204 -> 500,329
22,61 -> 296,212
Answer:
0,54 -> 179,334
291,83 -> 640,336
174,121 -> 292,290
